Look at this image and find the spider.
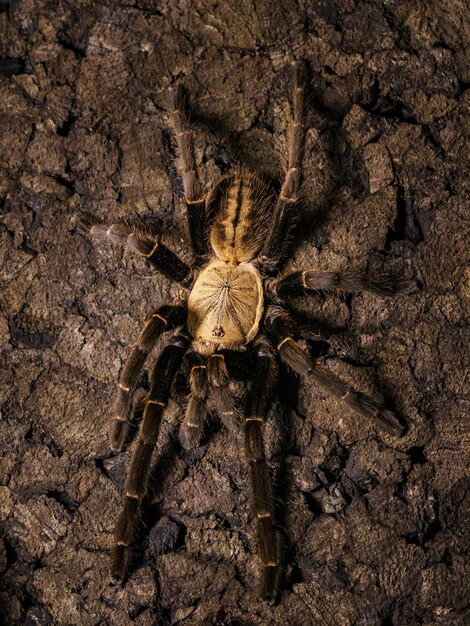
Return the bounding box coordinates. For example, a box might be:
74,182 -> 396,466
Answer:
78,62 -> 416,603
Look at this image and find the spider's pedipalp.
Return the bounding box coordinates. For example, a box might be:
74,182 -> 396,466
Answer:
207,353 -> 229,387
207,352 -> 242,433
180,395 -> 208,449
180,352 -> 209,449
213,384 -> 242,434
112,332 -> 190,580
186,352 -> 208,398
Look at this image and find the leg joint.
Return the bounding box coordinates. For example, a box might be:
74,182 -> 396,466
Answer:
125,492 -> 140,500
145,242 -> 159,258
145,399 -> 166,407
185,197 -> 205,205
150,312 -> 168,325
277,336 -> 294,351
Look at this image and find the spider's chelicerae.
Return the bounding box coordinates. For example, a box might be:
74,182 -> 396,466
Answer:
79,63 -> 416,603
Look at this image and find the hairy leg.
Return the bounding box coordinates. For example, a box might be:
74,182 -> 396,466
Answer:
265,307 -> 406,437
244,338 -> 282,603
260,61 -> 307,273
113,304 -> 187,450
78,216 -> 191,284
112,332 -> 190,580
170,84 -> 208,262
271,268 -> 418,298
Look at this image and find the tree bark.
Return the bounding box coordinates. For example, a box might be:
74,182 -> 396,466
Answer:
0,1 -> 469,624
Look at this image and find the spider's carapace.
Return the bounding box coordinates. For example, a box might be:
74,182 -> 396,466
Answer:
188,172 -> 269,352
188,258 -> 263,351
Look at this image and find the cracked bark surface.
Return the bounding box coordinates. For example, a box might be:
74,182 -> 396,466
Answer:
1,1 -> 469,624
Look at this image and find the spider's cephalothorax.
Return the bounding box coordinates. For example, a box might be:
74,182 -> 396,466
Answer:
79,63 -> 417,603
188,172 -> 271,353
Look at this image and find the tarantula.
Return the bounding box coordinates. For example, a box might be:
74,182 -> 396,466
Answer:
79,63 -> 415,603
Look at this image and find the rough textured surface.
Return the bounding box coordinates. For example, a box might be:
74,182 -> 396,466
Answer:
1,1 -> 469,624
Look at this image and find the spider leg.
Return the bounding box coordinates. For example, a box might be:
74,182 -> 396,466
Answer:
112,331 -> 190,580
113,304 -> 187,451
265,307 -> 406,437
170,84 -> 208,263
179,352 -> 209,449
259,61 -> 307,273
244,338 -> 281,604
271,269 -> 418,298
78,216 -> 191,284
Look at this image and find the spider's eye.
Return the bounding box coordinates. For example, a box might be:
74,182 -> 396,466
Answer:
211,326 -> 225,337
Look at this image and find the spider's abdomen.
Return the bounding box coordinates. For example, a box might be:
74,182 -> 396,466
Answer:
208,172 -> 275,264
188,260 -> 263,350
